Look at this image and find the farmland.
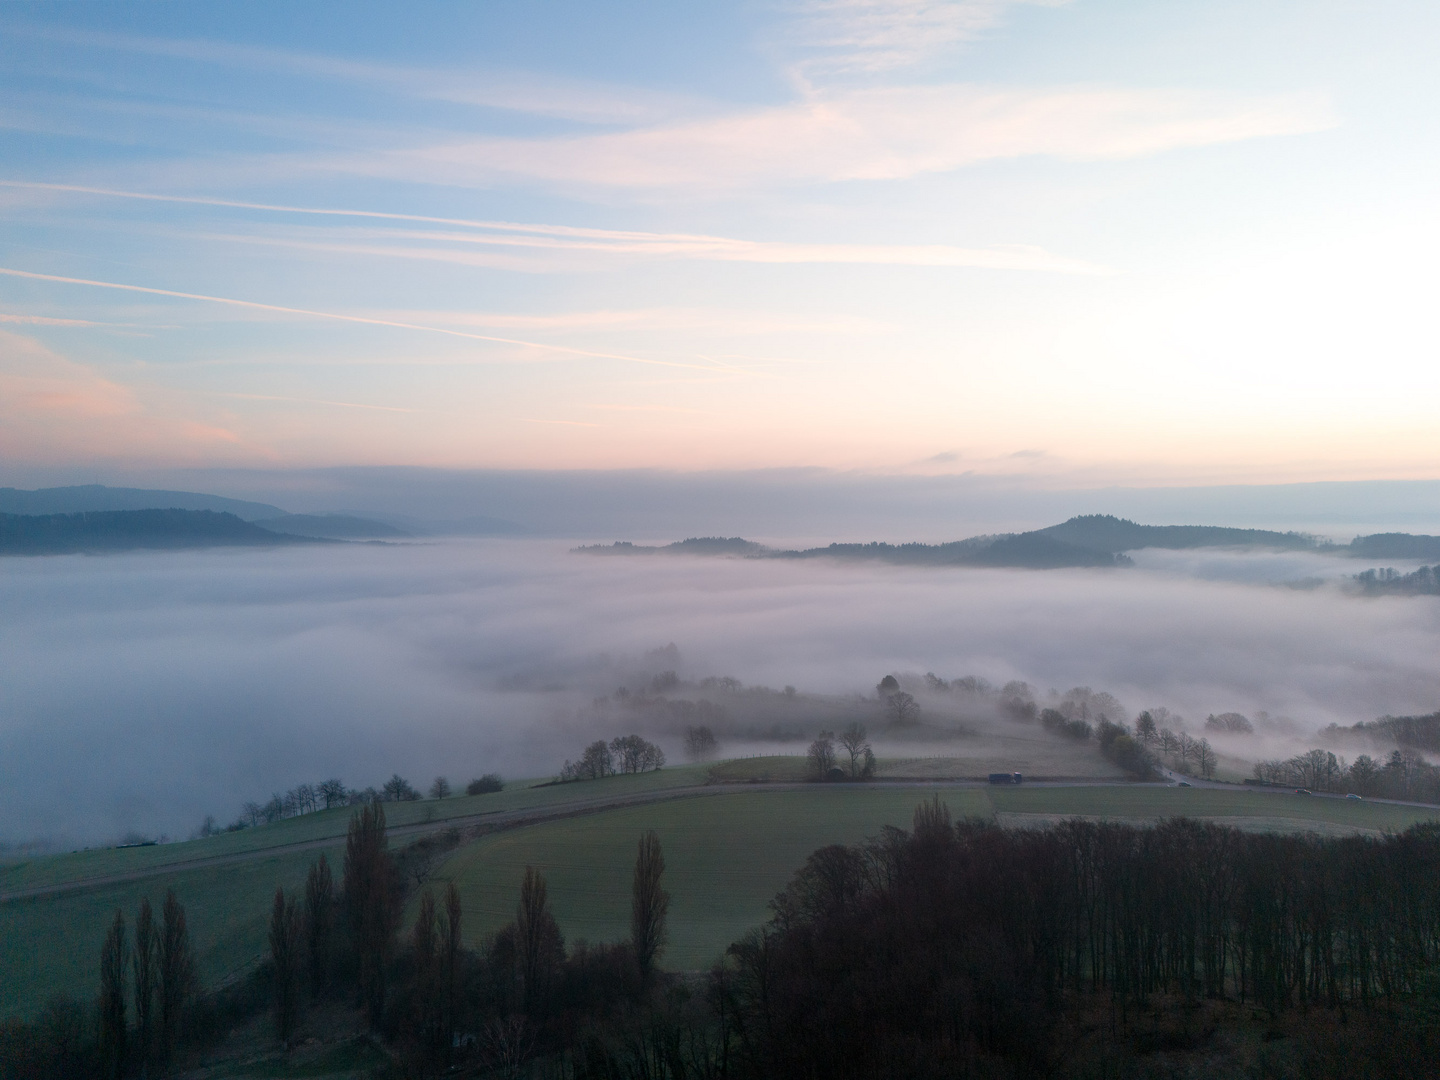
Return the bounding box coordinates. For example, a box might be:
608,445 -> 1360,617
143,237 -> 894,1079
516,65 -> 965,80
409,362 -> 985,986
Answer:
4,764 -> 1439,1021
419,781 -> 1440,970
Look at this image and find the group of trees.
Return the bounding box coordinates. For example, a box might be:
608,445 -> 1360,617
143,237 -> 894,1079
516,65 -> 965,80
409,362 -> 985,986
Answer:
1254,746 -> 1440,801
1355,565 -> 1440,595
719,804 -> 1440,1077
683,724 -> 718,760
592,679 -> 732,734
875,675 -> 920,725
806,723 -> 877,780
207,770 -> 504,837
559,735 -> 666,781
88,891 -> 197,1079
1133,711 -> 1219,777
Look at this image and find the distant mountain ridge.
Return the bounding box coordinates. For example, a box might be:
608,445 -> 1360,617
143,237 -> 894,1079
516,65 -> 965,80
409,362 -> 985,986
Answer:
0,509 -> 323,555
1032,514 -> 1316,553
0,484 -> 285,521
576,514 -> 1440,571
253,514 -> 411,539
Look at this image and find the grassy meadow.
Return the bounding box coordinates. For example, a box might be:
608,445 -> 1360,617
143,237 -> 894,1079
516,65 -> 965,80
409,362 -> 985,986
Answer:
0,844 -> 342,1023
413,782 -> 1440,970
0,764 -> 715,896
6,763 -> 1440,1021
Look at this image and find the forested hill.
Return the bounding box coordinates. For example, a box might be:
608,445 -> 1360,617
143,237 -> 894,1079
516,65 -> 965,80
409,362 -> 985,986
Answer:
1032,514 -> 1315,552
575,515 -> 1440,571
0,509 -> 326,555
0,484 -> 284,520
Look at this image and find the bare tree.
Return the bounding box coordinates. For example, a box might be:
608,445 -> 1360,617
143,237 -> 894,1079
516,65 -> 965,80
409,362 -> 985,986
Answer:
133,897 -> 157,1071
683,725 -> 718,761
429,776 -> 452,800
158,888 -> 194,1069
838,723 -> 870,777
100,909 -> 127,1080
885,692 -> 920,725
269,887 -> 303,1046
480,1015 -> 532,1080
382,774 -> 420,801
516,866 -> 563,1013
345,801 -> 396,1028
304,854 -> 333,996
443,882 -> 463,1043
631,830 -> 670,986
412,890 -> 441,1049
1196,738 -> 1218,779
318,779 -> 348,809
807,731 -> 836,780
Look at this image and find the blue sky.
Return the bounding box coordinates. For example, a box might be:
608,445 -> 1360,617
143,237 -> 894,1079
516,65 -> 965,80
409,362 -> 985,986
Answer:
2,0 -> 1437,484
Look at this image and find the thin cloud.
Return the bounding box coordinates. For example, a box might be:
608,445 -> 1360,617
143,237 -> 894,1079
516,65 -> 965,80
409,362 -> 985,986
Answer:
1,182 -> 1102,273
323,83 -> 1333,191
0,267 -> 730,373
784,0 -> 1070,75
213,392 -> 418,414
8,23 -> 695,125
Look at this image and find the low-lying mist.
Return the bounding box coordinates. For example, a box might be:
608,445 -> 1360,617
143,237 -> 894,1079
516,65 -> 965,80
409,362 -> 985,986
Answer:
1,540 -> 1437,849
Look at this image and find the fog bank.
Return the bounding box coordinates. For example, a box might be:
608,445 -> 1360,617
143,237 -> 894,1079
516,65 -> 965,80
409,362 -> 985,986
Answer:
1,540 -> 1437,848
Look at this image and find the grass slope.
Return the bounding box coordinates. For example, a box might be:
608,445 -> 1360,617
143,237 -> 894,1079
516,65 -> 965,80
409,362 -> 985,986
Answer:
422,786 -> 991,970
6,769 -> 1438,1021
421,785 -> 1440,972
0,844 -> 341,1022
0,765 -> 713,895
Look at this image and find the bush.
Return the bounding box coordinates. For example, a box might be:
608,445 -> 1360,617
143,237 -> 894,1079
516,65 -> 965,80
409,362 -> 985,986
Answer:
466,774 -> 504,796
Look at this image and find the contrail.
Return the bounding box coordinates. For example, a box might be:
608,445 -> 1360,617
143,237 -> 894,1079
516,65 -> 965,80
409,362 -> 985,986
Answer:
0,179 -> 714,243
0,266 -> 730,372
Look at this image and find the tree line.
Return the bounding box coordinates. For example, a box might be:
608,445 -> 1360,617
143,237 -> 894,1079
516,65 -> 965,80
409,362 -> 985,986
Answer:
8,800 -> 1440,1078
198,771 -> 505,837
559,735 -> 666,781
1254,745 -> 1440,801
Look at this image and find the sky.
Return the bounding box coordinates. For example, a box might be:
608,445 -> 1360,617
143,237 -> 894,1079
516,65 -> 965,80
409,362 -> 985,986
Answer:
1,0 -> 1438,486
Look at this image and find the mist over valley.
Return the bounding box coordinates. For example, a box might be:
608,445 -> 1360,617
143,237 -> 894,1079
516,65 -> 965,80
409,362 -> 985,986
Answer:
3,532 -> 1437,851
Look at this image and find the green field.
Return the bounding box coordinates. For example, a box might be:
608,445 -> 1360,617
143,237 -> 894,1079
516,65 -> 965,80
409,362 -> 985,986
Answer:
0,765 -> 714,896
6,768 -> 1440,1022
422,785 -> 992,969
416,783 -> 1440,971
0,844 -> 343,1023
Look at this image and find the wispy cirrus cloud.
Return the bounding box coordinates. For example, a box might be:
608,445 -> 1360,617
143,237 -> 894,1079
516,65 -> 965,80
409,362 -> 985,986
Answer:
7,23 -> 698,126
1,181 -> 1103,272
782,0 -> 1070,76
0,267 -> 731,372
320,83 -> 1333,191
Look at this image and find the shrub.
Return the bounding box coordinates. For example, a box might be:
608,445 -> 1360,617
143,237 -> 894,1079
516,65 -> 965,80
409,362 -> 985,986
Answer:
466,774 -> 504,796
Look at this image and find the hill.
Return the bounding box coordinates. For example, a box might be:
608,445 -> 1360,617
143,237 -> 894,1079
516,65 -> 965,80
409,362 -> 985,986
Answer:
4,768 -> 1436,1022
1032,514 -> 1315,552
0,509 -> 324,555
253,513 -> 410,539
1348,532 -> 1440,559
0,484 -> 285,520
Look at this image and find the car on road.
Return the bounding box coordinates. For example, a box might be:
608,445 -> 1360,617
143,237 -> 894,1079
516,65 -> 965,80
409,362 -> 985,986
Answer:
1294,788 -> 1312,795
1177,781 -> 1192,787
1346,793 -> 1362,800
